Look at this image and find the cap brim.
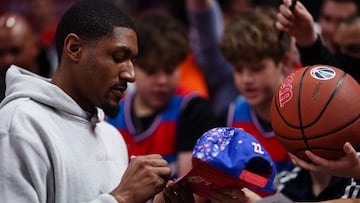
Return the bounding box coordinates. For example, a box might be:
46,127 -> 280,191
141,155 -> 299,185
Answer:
170,159 -> 272,198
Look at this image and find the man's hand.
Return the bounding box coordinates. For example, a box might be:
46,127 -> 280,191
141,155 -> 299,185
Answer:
110,154 -> 171,203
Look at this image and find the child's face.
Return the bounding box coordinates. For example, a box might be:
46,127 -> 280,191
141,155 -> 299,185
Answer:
232,58 -> 284,108
134,65 -> 180,111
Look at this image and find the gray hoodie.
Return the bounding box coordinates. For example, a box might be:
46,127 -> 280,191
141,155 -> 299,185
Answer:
0,65 -> 128,203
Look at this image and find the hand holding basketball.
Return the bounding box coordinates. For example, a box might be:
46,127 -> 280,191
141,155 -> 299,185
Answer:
270,65 -> 360,161
289,142 -> 360,179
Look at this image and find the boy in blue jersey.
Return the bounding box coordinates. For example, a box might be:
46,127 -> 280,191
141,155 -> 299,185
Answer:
106,13 -> 217,181
209,5 -> 360,202
216,8 -> 295,174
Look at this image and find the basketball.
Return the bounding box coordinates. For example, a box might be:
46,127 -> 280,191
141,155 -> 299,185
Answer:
270,65 -> 360,161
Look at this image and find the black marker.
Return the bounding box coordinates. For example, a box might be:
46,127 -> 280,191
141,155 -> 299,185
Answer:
289,0 -> 297,12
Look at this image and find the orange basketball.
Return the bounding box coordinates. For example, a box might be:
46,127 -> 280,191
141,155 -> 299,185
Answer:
270,65 -> 360,161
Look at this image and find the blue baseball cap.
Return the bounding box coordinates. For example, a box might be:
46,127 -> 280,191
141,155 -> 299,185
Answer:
174,127 -> 277,198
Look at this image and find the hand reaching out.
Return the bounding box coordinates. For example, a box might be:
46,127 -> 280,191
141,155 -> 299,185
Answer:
276,0 -> 318,47
290,142 -> 360,179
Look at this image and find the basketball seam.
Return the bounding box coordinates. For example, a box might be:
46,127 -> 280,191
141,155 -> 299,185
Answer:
274,71 -> 347,129
274,114 -> 360,140
272,65 -> 357,160
298,67 -> 310,150
274,70 -> 349,143
300,72 -> 347,128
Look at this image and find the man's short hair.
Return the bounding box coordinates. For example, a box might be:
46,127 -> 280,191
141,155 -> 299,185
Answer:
55,0 -> 135,62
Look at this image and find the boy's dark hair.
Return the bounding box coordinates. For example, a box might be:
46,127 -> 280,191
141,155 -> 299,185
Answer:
134,13 -> 188,73
55,0 -> 136,62
220,8 -> 291,65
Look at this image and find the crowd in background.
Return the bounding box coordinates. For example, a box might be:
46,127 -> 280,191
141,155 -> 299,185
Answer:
1,0 -> 360,202
0,0 -> 329,84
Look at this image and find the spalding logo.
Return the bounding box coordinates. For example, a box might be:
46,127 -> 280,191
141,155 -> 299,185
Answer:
279,73 -> 295,108
310,66 -> 336,80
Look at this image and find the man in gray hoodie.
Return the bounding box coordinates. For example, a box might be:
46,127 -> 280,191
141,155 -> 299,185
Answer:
0,0 -> 193,202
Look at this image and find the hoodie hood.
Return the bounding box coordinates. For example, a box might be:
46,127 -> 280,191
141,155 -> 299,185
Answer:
1,65 -> 104,122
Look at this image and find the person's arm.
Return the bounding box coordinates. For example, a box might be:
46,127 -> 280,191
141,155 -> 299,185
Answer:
186,0 -> 238,115
0,134 -> 51,203
276,0 -> 338,67
186,0 -> 224,64
1,132 -> 172,203
289,142 -> 360,179
276,0 -> 317,48
296,34 -> 338,67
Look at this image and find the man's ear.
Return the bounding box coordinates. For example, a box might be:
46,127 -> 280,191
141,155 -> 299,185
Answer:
64,33 -> 82,62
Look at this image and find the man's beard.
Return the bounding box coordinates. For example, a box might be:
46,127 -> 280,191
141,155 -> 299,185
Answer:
101,101 -> 120,119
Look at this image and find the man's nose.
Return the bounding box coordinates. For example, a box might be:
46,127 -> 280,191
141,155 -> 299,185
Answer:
121,60 -> 135,83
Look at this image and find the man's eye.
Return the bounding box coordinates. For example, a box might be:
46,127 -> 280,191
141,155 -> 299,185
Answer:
113,55 -> 124,62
